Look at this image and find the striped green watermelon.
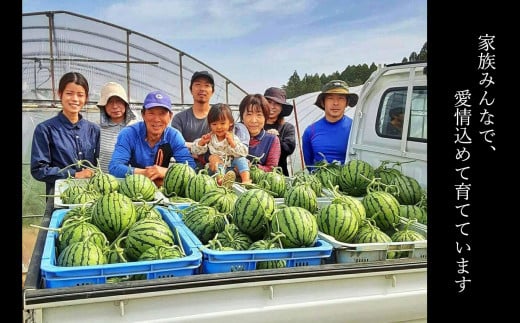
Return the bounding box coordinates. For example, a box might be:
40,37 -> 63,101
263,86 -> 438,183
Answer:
232,189 -> 276,240
363,191 -> 400,231
185,170 -> 218,202
317,203 -> 359,243
62,205 -> 93,224
182,204 -> 227,244
138,245 -> 185,261
91,191 -> 137,242
258,167 -> 286,198
284,183 -> 318,213
391,224 -> 426,258
60,184 -> 99,205
215,224 -> 253,250
338,160 -> 375,196
314,160 -> 342,189
390,174 -> 423,205
163,162 -> 196,198
57,221 -> 108,253
248,232 -> 286,269
199,187 -> 238,214
329,186 -> 366,222
355,220 -> 392,243
399,205 -> 427,225
374,161 -> 404,186
57,236 -> 107,267
292,172 -> 323,197
270,206 -> 318,248
119,174 -> 156,202
125,218 -> 175,261
249,164 -> 265,184
106,236 -> 128,264
89,172 -> 119,194
134,204 -> 163,222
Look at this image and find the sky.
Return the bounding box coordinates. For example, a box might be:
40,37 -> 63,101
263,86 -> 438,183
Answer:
22,0 -> 427,94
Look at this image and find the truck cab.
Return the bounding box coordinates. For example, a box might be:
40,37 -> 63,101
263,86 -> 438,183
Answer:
348,62 -> 427,188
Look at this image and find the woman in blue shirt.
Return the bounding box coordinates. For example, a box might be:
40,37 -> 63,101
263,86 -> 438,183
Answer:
31,72 -> 100,196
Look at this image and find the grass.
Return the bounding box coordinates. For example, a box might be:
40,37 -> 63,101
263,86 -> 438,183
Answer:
22,165 -> 46,228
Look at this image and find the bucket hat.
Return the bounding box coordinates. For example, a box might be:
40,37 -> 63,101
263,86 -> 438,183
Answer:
263,87 -> 293,117
143,90 -> 172,112
96,82 -> 129,107
314,80 -> 358,109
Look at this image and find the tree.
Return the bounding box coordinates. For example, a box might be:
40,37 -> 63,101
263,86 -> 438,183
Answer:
282,42 -> 426,96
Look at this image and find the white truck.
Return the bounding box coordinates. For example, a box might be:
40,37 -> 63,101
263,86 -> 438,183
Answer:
22,61 -> 428,323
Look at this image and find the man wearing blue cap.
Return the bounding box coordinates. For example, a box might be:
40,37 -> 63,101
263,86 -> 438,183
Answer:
109,90 -> 195,186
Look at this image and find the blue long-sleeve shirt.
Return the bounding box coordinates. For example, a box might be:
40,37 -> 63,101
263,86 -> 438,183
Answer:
109,121 -> 195,177
30,111 -> 100,195
302,115 -> 352,170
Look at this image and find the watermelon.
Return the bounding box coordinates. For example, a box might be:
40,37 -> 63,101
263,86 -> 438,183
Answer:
314,160 -> 342,189
399,205 -> 427,225
57,238 -> 107,267
106,236 -> 128,264
258,167 -> 286,198
284,183 -> 318,214
182,204 -> 228,244
317,203 -> 359,243
214,224 -> 253,250
138,245 -> 185,261
233,189 -> 276,240
391,174 -> 423,205
199,187 -> 238,214
119,173 -> 156,202
338,160 -> 375,196
185,170 -> 218,202
125,218 -> 175,261
270,206 -> 318,248
363,191 -> 400,231
293,172 -> 323,197
57,222 -> 108,253
89,172 -> 119,194
91,191 -> 137,242
248,232 -> 286,269
163,162 -> 196,198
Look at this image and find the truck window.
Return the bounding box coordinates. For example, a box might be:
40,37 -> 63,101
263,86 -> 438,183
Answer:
377,87 -> 427,141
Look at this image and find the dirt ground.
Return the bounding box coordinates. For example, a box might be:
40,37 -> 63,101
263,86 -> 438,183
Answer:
22,227 -> 39,287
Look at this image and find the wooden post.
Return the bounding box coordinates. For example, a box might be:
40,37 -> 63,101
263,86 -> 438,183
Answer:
292,99 -> 305,171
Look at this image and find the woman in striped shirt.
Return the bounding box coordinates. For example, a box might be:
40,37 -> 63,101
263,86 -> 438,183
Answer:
96,82 -> 137,173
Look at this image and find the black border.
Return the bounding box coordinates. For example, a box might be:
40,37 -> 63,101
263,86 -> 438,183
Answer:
428,2 -> 504,320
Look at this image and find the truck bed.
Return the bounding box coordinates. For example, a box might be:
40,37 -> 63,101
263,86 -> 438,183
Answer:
23,201 -> 427,323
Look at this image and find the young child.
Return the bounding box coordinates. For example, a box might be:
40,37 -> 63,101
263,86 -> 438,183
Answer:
191,103 -> 252,186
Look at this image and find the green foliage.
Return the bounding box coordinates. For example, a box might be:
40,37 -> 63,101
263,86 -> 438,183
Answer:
22,164 -> 46,218
284,42 -> 426,98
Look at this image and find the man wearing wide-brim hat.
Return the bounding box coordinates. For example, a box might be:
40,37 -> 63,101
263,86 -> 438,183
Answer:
302,80 -> 358,170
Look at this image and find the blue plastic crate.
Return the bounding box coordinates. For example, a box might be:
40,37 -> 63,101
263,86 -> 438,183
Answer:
165,205 -> 333,273
40,206 -> 202,288
200,239 -> 333,273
